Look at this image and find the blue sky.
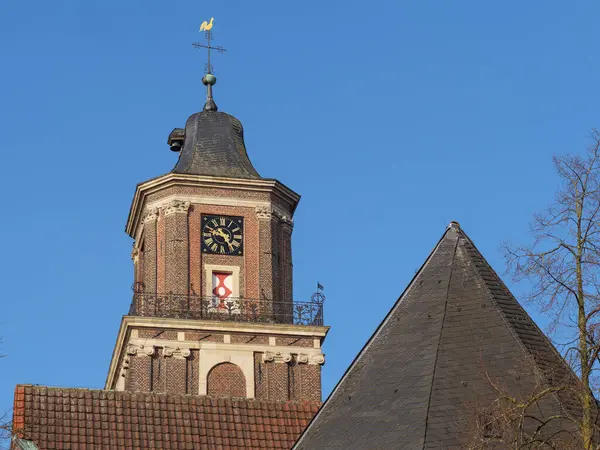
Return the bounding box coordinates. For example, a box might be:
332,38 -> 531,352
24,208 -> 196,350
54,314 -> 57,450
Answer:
1,0 -> 599,435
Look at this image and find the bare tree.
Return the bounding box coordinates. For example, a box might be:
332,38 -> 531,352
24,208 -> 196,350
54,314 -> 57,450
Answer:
474,130 -> 600,449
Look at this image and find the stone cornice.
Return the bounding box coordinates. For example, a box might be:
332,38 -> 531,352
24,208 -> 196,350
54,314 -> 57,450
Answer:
105,315 -> 329,390
163,199 -> 191,217
126,173 -> 301,237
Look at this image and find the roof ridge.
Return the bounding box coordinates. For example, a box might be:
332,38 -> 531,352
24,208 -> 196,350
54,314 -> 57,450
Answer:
456,229 -> 581,412
293,226 -> 457,449
421,233 -> 460,449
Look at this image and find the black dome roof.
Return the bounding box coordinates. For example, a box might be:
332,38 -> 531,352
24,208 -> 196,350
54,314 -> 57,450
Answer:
171,110 -> 261,179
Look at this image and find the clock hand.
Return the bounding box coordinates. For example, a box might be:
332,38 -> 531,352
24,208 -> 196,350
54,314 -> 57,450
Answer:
212,228 -> 235,250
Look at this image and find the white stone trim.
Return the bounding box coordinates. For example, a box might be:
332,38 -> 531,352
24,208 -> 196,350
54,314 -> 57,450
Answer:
198,348 -> 255,398
163,199 -> 191,216
126,173 -> 300,238
105,316 -> 329,390
127,338 -> 324,361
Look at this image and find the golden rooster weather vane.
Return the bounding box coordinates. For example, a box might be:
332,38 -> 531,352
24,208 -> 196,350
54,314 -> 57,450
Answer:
193,17 -> 226,75
199,17 -> 214,32
192,18 -> 226,112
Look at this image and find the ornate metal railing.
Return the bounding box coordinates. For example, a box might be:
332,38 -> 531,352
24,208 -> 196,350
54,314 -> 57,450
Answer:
128,292 -> 324,326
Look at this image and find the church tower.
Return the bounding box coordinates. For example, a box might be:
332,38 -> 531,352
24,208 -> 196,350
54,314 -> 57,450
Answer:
105,32 -> 328,402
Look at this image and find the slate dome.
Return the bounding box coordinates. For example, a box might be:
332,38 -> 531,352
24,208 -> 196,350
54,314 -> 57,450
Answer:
170,110 -> 261,179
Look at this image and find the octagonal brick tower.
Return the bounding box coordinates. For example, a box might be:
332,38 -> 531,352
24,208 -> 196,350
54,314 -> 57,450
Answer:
105,88 -> 328,402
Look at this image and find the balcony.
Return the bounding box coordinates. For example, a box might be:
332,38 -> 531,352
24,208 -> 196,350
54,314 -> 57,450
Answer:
128,292 -> 325,327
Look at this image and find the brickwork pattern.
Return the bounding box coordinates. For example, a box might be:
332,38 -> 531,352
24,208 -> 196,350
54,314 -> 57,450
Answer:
187,349 -> 199,395
276,336 -> 313,347
268,361 -> 289,402
252,352 -> 322,401
281,223 -> 294,304
254,353 -> 268,399
189,206 -> 202,295
126,356 -> 151,392
258,217 -> 274,303
206,362 -> 247,398
142,217 -> 157,293
144,185 -> 271,204
151,353 -> 166,393
166,357 -> 187,394
137,329 -> 178,339
300,364 -> 322,402
157,211 -> 166,293
165,211 -> 189,294
185,332 -> 224,342
231,334 -> 269,345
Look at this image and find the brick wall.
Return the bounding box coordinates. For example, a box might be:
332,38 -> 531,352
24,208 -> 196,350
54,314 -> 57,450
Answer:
126,356 -> 151,392
206,362 -> 246,398
252,352 -> 322,402
165,209 -> 189,295
187,349 -> 199,395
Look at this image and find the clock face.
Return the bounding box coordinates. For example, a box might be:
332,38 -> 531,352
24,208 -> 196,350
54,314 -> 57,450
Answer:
201,215 -> 244,256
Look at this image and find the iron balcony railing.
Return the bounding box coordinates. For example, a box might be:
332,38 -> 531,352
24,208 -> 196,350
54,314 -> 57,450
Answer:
128,292 -> 324,327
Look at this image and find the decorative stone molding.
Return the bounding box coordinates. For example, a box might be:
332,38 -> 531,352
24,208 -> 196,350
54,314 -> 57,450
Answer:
131,247 -> 139,262
142,208 -> 159,224
310,354 -> 325,365
280,215 -> 294,229
262,351 -> 275,363
163,199 -> 191,217
297,354 -> 309,364
142,345 -> 155,356
262,351 -> 293,364
161,346 -> 191,359
255,206 -> 274,220
126,345 -> 138,356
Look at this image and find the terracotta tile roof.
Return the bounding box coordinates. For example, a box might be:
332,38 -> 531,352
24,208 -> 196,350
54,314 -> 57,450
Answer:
13,385 -> 320,449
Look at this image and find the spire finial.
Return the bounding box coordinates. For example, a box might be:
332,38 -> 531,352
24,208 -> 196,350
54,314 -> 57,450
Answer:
192,19 -> 227,112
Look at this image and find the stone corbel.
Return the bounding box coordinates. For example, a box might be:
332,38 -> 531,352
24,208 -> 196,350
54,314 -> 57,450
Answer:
142,208 -> 159,225
255,205 -> 274,220
141,345 -> 155,356
163,199 -> 191,217
179,348 -> 191,359
262,351 -> 293,364
262,351 -> 275,363
162,347 -> 175,357
297,354 -> 309,364
310,354 -> 325,365
126,345 -> 138,356
131,247 -> 140,262
280,215 -> 294,230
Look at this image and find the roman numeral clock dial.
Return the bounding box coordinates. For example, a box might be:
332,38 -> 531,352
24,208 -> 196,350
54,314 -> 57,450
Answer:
201,215 -> 244,256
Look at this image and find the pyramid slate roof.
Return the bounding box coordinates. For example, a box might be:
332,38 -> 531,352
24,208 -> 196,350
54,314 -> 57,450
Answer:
294,222 -> 580,449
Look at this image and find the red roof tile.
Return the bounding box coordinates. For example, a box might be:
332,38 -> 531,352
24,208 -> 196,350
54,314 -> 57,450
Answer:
13,385 -> 321,449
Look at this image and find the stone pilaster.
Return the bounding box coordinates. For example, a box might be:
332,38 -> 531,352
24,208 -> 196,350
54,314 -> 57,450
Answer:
256,206 -> 275,302
141,208 -> 158,294
163,200 -> 191,295
280,217 -> 294,323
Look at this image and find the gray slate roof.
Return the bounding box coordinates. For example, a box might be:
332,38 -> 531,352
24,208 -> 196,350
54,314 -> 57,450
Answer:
294,222 -> 579,449
171,111 -> 261,179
